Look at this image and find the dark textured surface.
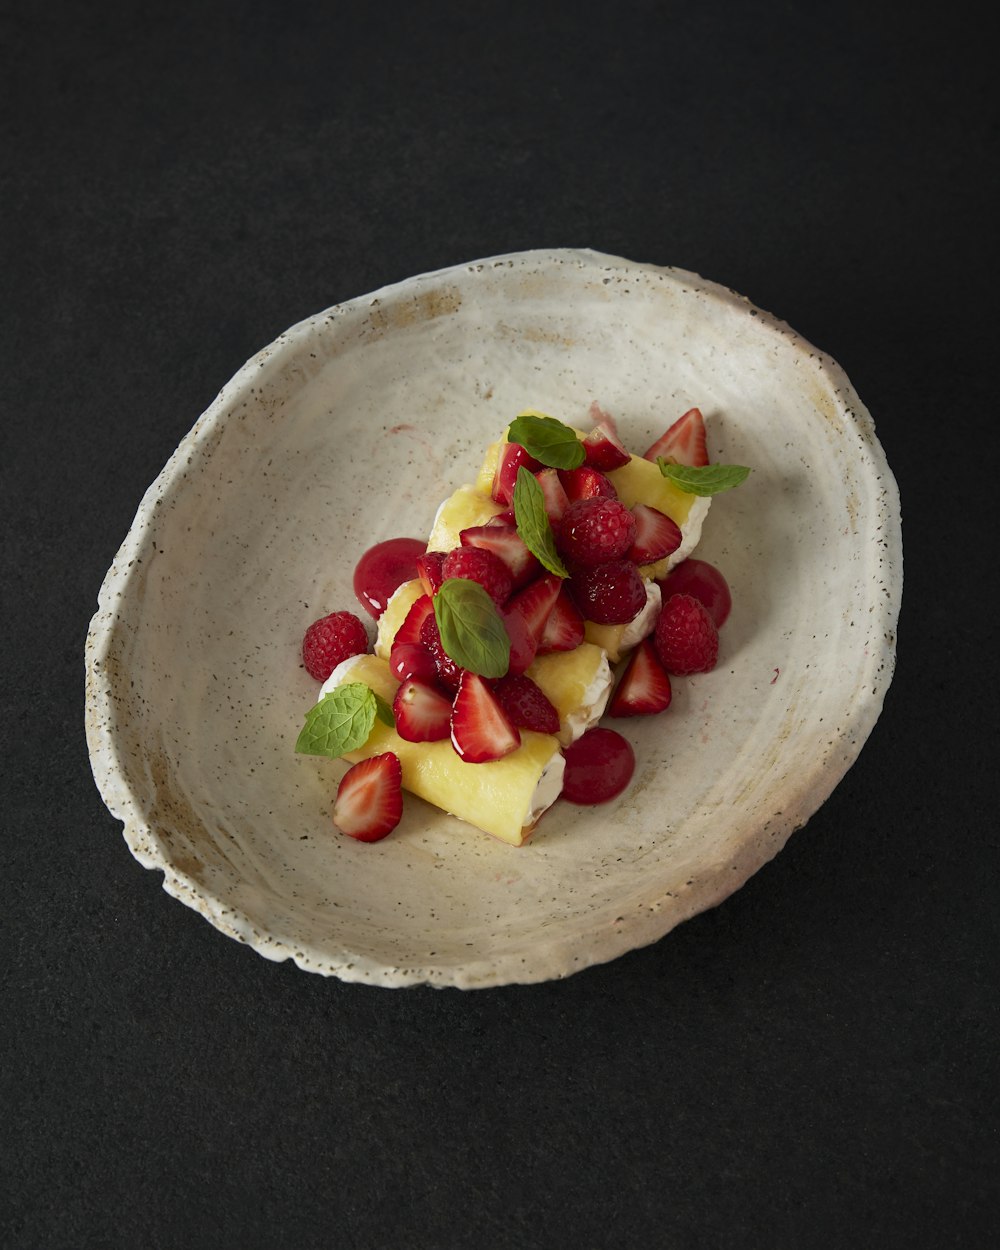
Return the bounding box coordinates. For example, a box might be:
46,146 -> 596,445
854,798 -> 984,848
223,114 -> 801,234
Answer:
3,3 -> 997,1247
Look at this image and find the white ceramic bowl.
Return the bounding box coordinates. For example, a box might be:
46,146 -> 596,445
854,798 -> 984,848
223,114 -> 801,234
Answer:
85,249 -> 902,987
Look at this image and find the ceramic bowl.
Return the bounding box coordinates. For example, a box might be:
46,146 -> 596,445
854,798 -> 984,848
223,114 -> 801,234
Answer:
85,249 -> 902,987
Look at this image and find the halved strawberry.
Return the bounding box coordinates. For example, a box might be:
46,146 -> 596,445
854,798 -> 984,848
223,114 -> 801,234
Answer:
533,468 -> 570,524
492,442 -> 542,505
537,587 -> 585,652
505,573 -> 563,647
450,672 -> 521,763
393,678 -> 452,742
559,465 -> 618,503
501,603 -> 538,675
607,639 -> 672,716
460,523 -> 540,589
582,421 -> 630,471
415,550 -> 446,597
629,503 -> 683,564
333,753 -> 403,842
418,612 -> 464,691
491,673 -> 560,735
643,406 -> 709,466
392,593 -> 435,648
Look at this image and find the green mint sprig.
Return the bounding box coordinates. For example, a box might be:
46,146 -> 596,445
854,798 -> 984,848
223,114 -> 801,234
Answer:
507,413 -> 585,470
295,682 -> 393,759
657,460 -> 751,496
512,466 -> 569,578
433,578 -> 511,678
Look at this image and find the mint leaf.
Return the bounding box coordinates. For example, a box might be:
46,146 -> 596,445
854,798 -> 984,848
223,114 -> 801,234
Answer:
657,460 -> 751,496
295,683 -> 378,758
512,466 -> 569,578
373,692 -> 395,727
507,413 -> 585,470
434,579 -> 511,678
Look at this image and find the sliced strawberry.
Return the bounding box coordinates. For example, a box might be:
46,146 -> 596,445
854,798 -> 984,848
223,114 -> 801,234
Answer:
533,468 -> 570,524
418,612 -> 464,691
501,603 -> 538,675
582,421 -> 630,471
460,523 -> 540,589
505,573 -> 563,647
537,587 -> 585,652
333,753 -> 403,842
587,400 -> 619,437
393,678 -> 452,743
492,442 -> 542,505
559,465 -> 618,503
492,673 -> 560,735
415,550 -> 446,597
389,640 -> 439,685
392,593 -> 435,648
487,508 -> 516,526
628,503 -> 683,564
607,639 -> 672,716
450,672 -> 521,763
643,406 -> 709,466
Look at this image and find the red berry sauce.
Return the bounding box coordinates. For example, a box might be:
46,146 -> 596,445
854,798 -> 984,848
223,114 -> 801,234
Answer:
354,537 -> 426,618
561,728 -> 635,805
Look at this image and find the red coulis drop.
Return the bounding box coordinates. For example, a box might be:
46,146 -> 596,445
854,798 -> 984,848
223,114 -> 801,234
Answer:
353,537 -> 426,618
561,727 -> 635,804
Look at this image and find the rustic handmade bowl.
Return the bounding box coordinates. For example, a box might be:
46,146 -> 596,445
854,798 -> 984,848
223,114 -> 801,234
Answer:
85,249 -> 902,987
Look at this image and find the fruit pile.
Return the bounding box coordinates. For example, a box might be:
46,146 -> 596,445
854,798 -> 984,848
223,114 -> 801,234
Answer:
297,404 -> 747,844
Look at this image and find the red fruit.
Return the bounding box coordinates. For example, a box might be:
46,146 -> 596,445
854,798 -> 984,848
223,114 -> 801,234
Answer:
500,604 -> 538,676
441,546 -> 513,606
561,728 -> 635,805
537,588 -> 585,653
558,465 -> 618,503
418,612 -> 465,691
389,641 -> 439,685
582,421 -> 631,471
557,497 -> 637,567
628,503 -> 683,565
450,672 -> 521,763
460,523 -> 540,589
505,573 -> 563,647
415,550 -> 446,597
393,594 -> 435,648
570,560 -> 647,625
533,468 -> 570,524
491,673 -> 560,735
654,592 -> 719,675
393,678 -> 452,743
301,611 -> 369,681
353,537 -> 425,619
333,753 -> 403,842
656,558 -> 732,629
607,639 -> 672,716
643,406 -> 709,466
493,442 -> 542,505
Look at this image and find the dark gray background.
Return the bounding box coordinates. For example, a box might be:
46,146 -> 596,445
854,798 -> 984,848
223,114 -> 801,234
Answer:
4,2 -> 996,1247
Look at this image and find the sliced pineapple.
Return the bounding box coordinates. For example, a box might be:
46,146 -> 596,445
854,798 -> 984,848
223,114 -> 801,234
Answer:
426,485 -> 505,552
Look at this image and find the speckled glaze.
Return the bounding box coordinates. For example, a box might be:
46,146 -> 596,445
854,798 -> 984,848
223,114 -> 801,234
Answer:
85,249 -> 902,988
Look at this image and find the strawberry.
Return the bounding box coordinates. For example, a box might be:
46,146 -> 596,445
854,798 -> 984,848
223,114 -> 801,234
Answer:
418,613 -> 464,691
492,442 -> 541,505
500,603 -> 538,675
393,593 -> 435,648
389,640 -> 439,685
333,753 -> 403,842
559,465 -> 618,503
654,592 -> 719,675
570,559 -> 647,625
460,523 -> 540,589
441,545 -> 513,606
557,497 -> 637,567
537,588 -> 585,652
628,503 -> 683,565
643,406 -> 709,466
533,468 -> 570,524
582,420 -> 630,471
415,550 -> 446,596
450,671 -> 521,763
505,573 -> 563,647
301,611 -> 369,681
491,673 -> 560,735
393,678 -> 452,742
587,400 -> 619,436
607,639 -> 672,716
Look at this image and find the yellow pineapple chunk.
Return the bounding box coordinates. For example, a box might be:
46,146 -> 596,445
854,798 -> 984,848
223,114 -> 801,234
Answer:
528,644 -> 612,744
426,486 -> 504,552
374,580 -> 425,658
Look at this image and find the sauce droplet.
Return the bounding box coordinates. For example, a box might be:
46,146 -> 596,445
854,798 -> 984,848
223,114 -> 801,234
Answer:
560,727 -> 635,805
353,537 -> 425,618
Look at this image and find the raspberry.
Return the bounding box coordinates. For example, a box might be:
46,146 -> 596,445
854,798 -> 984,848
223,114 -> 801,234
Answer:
441,545 -> 513,605
418,612 -> 464,691
654,592 -> 719,675
570,559 -> 647,624
491,673 -> 560,735
557,497 -> 637,567
301,611 -> 369,681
